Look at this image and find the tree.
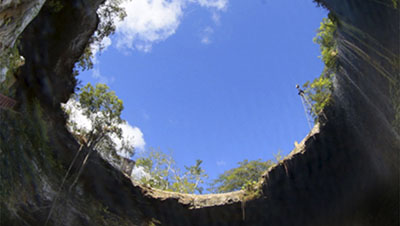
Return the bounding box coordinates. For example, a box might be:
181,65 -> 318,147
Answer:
302,17 -> 337,122
208,159 -> 275,193
134,148 -> 208,194
75,0 -> 127,73
135,149 -> 174,190
62,83 -> 134,177
0,42 -> 24,95
392,0 -> 398,9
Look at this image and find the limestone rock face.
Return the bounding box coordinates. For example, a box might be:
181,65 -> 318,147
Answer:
0,0 -> 398,225
0,0 -> 45,54
0,0 -> 45,81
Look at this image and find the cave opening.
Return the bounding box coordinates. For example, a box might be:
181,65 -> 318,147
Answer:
68,0 -> 330,194
1,0 -> 399,225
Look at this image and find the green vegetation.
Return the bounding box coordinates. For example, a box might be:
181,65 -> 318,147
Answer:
302,17 -> 337,122
0,98 -> 64,218
79,195 -> 134,226
75,0 -> 127,74
133,149 -> 284,195
47,0 -> 64,13
63,83 -> 133,167
392,0 -> 398,8
135,149 -> 208,194
0,42 -> 23,96
208,155 -> 280,193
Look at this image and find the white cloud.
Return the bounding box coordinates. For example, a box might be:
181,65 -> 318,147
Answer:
62,99 -> 93,132
115,0 -> 183,51
81,0 -> 229,85
90,36 -> 112,64
116,122 -> 146,154
193,0 -> 228,10
62,98 -> 146,158
131,166 -> 151,181
112,0 -> 229,51
101,35 -> 113,50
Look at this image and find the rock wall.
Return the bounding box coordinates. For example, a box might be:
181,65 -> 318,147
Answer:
0,0 -> 398,225
241,1 -> 399,225
0,0 -> 45,56
0,0 -> 45,81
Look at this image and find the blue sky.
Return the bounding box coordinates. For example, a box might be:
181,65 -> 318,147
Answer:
78,0 -> 327,187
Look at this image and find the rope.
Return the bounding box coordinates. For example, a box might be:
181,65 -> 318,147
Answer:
45,131 -> 102,224
296,84 -> 321,136
68,149 -> 93,192
300,94 -> 314,132
44,144 -> 84,226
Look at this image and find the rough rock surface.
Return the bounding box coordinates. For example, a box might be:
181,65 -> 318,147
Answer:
0,0 -> 45,82
0,0 -> 398,225
0,0 -> 45,56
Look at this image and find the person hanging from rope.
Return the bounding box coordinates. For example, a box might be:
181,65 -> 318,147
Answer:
296,84 -> 327,126
296,84 -> 315,133
296,84 -> 304,96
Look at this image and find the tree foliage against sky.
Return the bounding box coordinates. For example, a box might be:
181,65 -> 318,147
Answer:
208,158 -> 276,193
302,17 -> 337,122
75,0 -> 127,73
135,148 -> 208,194
63,83 -> 134,168
134,149 -> 284,194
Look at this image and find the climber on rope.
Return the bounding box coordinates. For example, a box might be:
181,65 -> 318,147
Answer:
296,84 -> 304,96
296,84 -> 315,133
296,84 -> 327,127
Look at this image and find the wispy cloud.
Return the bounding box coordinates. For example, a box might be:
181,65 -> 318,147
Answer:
211,11 -> 221,24
142,110 -> 150,120
113,0 -> 229,52
92,67 -> 115,84
193,0 -> 228,10
216,160 -> 226,166
89,36 -> 114,83
201,26 -> 214,44
90,36 -> 112,64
